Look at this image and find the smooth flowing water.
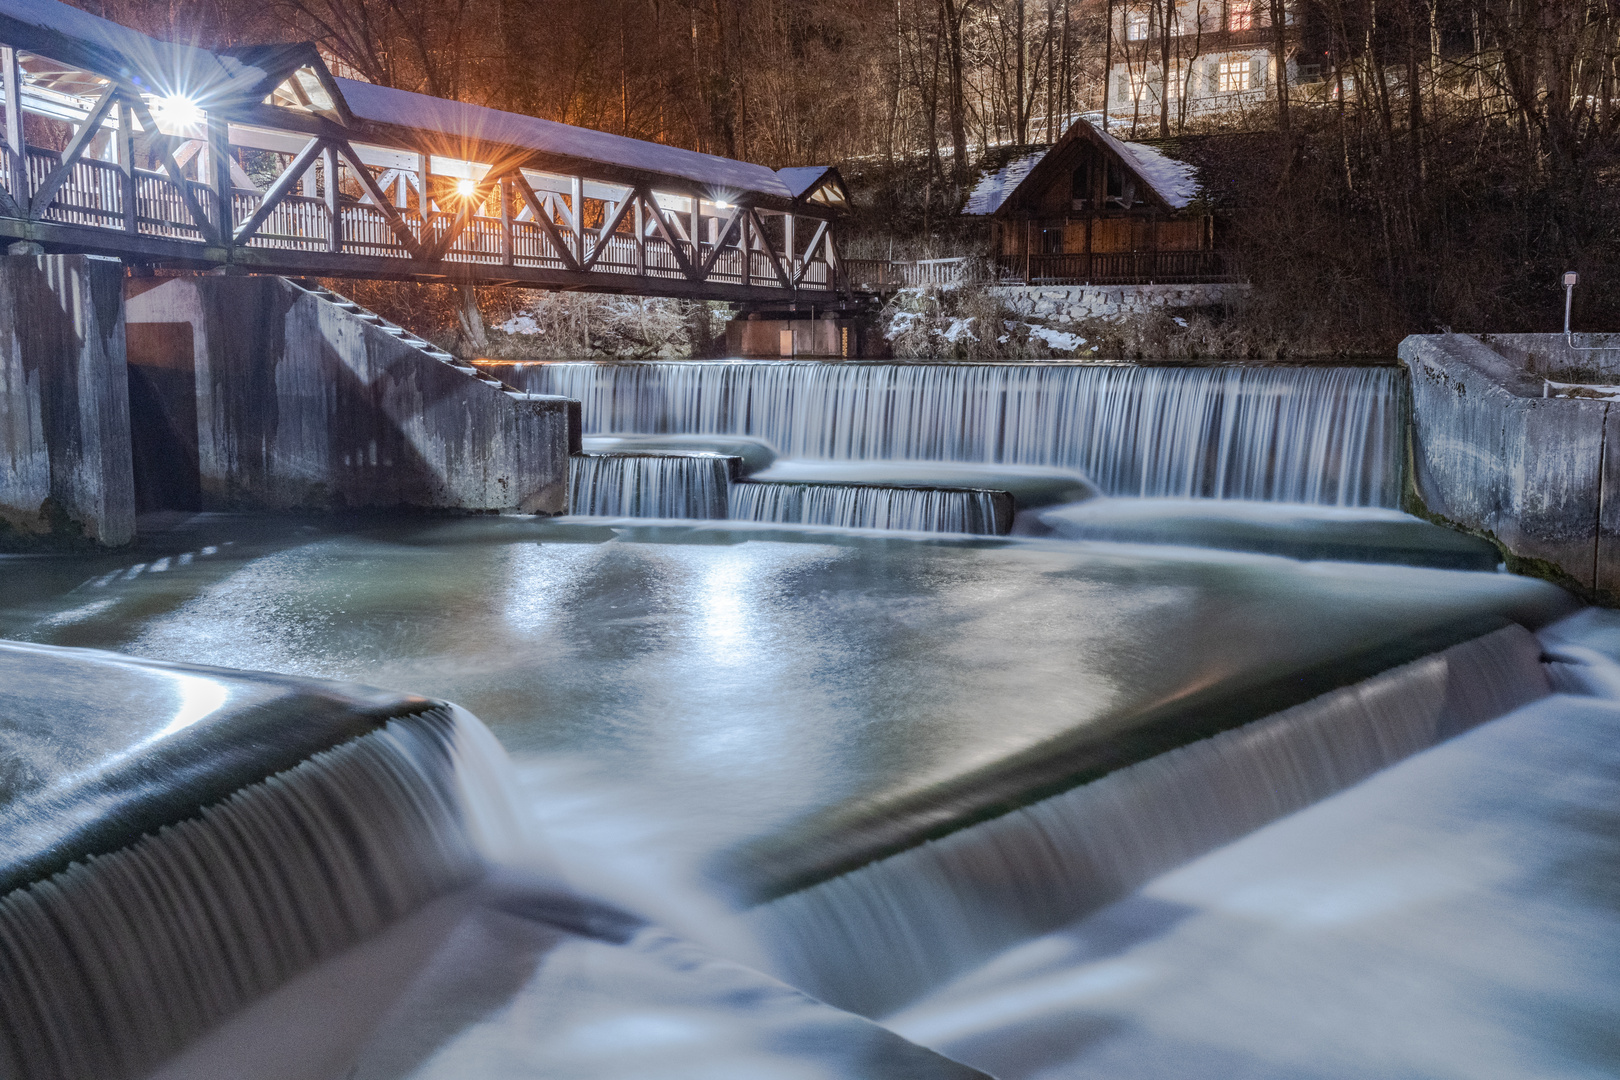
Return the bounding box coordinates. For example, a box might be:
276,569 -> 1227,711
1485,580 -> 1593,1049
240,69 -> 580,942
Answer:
2,356 -> 1607,1079
568,453 -> 731,519
729,482 -> 1012,534
0,707 -> 495,1080
493,362 -> 1403,506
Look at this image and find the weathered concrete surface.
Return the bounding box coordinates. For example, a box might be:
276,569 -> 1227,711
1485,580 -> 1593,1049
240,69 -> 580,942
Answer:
0,254 -> 134,547
1401,333 -> 1613,596
126,276 -> 573,514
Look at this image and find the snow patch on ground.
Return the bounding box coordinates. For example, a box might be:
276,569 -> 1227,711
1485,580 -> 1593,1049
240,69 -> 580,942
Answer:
500,315 -> 543,336
1028,326 -> 1087,352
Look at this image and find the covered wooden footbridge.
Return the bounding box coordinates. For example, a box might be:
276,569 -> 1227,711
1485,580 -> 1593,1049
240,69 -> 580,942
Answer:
0,0 -> 852,302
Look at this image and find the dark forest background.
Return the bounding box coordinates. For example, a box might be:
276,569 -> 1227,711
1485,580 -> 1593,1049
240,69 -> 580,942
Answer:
68,0 -> 1620,353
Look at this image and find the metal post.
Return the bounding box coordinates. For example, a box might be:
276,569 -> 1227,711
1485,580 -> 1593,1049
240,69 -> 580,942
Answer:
1564,270 -> 1577,339
323,143 -> 341,253
2,46 -> 26,211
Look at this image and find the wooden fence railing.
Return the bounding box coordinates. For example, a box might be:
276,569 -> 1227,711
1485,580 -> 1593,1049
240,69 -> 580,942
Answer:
996,250 -> 1236,285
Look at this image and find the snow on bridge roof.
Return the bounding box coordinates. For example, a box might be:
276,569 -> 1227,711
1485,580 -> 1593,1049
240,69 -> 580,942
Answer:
335,77 -> 795,202
776,166 -> 835,198
0,0 -> 265,102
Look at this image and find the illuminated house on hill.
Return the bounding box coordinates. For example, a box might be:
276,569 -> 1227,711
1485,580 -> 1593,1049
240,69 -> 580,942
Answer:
964,116 -> 1228,286
1106,0 -> 1317,129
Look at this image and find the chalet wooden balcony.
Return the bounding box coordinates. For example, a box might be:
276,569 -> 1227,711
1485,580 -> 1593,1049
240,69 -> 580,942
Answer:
996,251 -> 1236,286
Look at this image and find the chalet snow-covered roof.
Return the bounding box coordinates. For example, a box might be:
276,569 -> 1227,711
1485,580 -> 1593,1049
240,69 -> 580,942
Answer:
964,150 -> 1046,215
1092,125 -> 1200,210
0,0 -> 266,102
335,77 -> 795,202
964,119 -> 1201,215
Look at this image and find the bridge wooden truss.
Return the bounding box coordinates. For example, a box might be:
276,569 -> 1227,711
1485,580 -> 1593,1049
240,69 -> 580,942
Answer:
0,4 -> 851,303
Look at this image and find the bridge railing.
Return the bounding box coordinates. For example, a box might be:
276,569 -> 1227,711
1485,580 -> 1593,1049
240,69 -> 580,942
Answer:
2,124 -> 840,297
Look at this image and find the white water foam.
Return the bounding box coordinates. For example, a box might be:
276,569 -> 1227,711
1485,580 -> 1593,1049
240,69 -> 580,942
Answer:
750,624 -> 1552,1018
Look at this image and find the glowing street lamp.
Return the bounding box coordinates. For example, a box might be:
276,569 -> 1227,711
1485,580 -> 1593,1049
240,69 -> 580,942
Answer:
149,93 -> 204,134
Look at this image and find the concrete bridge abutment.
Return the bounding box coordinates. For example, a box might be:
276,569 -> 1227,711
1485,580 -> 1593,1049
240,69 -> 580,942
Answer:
2,256 -> 577,549
0,254 -> 135,548
124,276 -> 574,516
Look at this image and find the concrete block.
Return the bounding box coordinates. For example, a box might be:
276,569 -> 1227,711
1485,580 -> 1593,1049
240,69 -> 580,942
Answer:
125,276 -> 571,515
0,254 -> 134,546
1402,333 -> 1608,592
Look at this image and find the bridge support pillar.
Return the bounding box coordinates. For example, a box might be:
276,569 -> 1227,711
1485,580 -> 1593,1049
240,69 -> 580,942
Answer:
0,254 -> 135,548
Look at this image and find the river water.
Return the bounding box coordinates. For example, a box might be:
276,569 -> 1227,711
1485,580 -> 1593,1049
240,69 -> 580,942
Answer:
0,359 -> 1613,1079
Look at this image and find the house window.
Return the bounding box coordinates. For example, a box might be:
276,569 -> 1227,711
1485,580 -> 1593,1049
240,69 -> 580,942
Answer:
1041,228 -> 1064,254
1127,12 -> 1150,39
1227,3 -> 1254,31
1218,59 -> 1249,92
1070,163 -> 1092,209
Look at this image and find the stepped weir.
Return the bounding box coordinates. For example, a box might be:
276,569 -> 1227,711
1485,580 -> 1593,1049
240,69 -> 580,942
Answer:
2,348 -> 1612,1079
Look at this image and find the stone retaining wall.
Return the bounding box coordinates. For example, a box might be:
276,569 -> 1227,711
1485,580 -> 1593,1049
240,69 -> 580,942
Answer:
990,283 -> 1250,324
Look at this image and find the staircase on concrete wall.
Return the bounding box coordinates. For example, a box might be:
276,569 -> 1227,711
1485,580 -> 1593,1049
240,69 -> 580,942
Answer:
124,274 -> 578,517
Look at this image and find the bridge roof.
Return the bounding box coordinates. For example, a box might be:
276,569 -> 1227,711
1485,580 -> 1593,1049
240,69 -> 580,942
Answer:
334,77 -> 796,205
0,0 -> 822,210
0,0 -> 265,102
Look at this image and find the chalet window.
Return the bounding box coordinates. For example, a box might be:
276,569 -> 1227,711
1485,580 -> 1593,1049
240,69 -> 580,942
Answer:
1218,58 -> 1249,92
1041,228 -> 1064,254
1227,3 -> 1254,31
1127,12 -> 1149,39
1070,163 -> 1093,209
1105,161 -> 1136,207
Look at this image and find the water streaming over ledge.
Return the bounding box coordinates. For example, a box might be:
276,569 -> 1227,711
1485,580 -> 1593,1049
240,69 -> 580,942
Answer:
569,453 -> 732,519
750,624 -> 1551,1018
0,707 -> 511,1080
500,362 -> 1404,507
728,483 -> 1013,535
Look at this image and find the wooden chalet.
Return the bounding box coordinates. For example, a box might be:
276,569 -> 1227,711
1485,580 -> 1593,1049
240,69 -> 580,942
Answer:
966,117 -> 1226,286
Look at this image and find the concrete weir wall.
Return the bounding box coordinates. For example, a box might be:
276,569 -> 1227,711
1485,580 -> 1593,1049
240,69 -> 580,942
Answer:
1401,333 -> 1619,597
0,254 -> 134,547
125,276 -> 573,514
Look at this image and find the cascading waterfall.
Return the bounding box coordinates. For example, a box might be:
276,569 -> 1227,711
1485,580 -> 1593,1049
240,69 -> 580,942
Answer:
569,453 -> 733,519
729,482 -> 1013,535
0,706 -> 514,1080
747,624 -> 1551,1019
500,362 -> 1404,507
